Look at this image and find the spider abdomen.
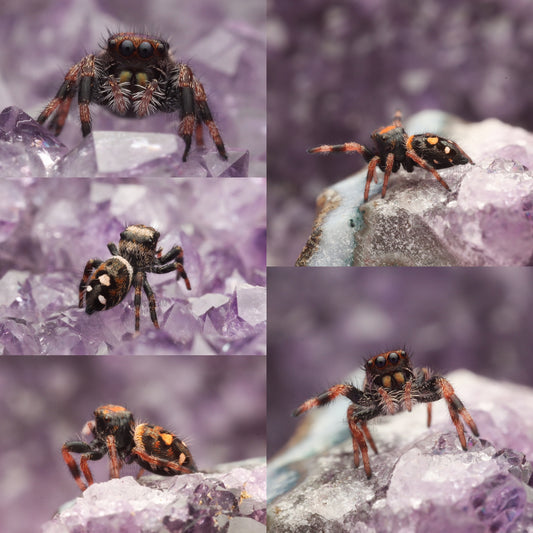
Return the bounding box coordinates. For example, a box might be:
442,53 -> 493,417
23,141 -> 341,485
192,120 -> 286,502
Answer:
84,257 -> 133,314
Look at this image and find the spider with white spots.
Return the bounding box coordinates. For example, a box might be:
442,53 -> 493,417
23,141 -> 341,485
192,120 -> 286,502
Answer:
78,224 -> 191,332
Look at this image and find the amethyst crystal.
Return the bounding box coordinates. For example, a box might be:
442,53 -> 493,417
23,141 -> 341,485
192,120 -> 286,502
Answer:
43,461 -> 266,533
296,111 -> 533,266
0,0 -> 265,177
268,371 -> 533,532
0,178 -> 266,355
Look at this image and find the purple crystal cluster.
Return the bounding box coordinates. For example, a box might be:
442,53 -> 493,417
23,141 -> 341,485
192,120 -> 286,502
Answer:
0,0 -> 265,177
268,370 -> 533,532
268,0 -> 533,264
44,462 -> 266,533
0,356 -> 265,533
0,178 -> 266,355
296,111 -> 533,266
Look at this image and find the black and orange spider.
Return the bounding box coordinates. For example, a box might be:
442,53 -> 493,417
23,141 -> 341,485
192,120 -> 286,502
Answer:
37,32 -> 227,162
308,111 -> 472,201
62,404 -> 197,492
293,349 -> 479,478
78,224 -> 191,332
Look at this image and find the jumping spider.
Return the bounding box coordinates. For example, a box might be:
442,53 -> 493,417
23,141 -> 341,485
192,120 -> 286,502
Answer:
308,111 -> 473,201
37,32 -> 227,162
293,349 -> 479,478
62,404 -> 197,491
79,224 -> 191,332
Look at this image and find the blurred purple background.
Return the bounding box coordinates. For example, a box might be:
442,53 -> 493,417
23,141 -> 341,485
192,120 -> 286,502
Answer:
267,0 -> 533,264
267,267 -> 533,456
0,178 -> 266,355
0,0 -> 266,176
0,355 -> 265,533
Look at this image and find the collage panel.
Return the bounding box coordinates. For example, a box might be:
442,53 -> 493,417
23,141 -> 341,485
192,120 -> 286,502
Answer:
268,2 -> 533,266
0,0 -> 265,178
0,177 -> 266,355
267,267 -> 533,531
0,355 -> 266,532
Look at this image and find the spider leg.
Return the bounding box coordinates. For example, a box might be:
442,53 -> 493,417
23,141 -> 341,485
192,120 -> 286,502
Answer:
143,277 -> 159,329
78,56 -> 97,136
364,155 -> 380,202
133,271 -> 144,332
307,141 -> 372,158
135,79 -> 160,118
360,421 -> 378,454
79,259 -> 103,307
292,383 -> 363,416
105,435 -> 122,479
347,405 -> 373,478
62,440 -> 106,491
174,64 -> 227,162
421,367 -> 432,426
192,76 -> 227,160
405,137 -> 451,191
150,246 -> 191,290
37,61 -> 83,135
107,242 -> 119,256
380,152 -> 395,198
131,447 -> 196,475
438,377 -> 479,449
392,109 -> 403,128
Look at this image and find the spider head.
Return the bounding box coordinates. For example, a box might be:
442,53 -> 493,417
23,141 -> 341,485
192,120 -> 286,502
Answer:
365,350 -> 413,390
106,33 -> 170,63
93,405 -> 135,453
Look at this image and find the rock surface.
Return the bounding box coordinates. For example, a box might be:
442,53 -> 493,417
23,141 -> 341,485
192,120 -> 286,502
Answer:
44,460 -> 266,533
297,112 -> 533,266
0,178 -> 266,355
268,370 -> 533,532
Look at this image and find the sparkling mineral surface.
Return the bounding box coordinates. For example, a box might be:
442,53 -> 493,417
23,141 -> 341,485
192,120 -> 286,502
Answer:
43,460 -> 266,533
296,111 -> 533,266
268,371 -> 533,532
0,178 -> 266,355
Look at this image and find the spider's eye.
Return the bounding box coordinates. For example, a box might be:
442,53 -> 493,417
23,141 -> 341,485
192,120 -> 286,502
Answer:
138,41 -> 154,59
119,39 -> 135,57
388,352 -> 399,364
375,356 -> 387,368
156,42 -> 167,54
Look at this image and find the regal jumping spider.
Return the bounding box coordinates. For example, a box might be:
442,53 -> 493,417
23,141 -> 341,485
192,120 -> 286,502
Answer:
37,32 -> 227,162
79,224 -> 191,332
308,111 -> 473,201
293,349 -> 479,478
62,404 -> 197,491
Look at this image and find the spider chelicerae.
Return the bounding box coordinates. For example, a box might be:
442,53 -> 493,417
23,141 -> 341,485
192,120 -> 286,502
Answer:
62,404 -> 197,492
308,111 -> 473,202
37,32 -> 227,162
293,349 -> 479,478
78,224 -> 191,332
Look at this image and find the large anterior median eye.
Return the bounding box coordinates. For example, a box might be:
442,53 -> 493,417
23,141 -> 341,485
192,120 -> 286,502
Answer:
375,356 -> 387,368
119,39 -> 135,57
138,41 -> 154,58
